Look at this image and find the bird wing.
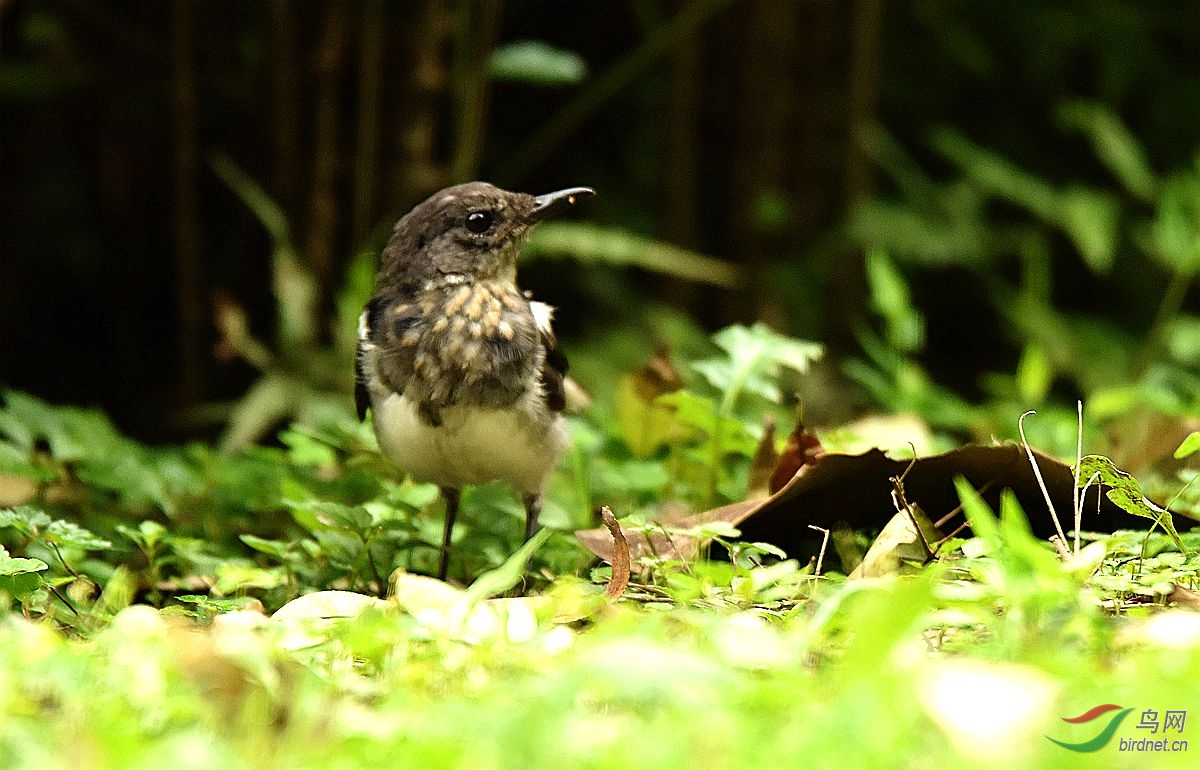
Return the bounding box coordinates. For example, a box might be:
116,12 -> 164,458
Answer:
355,305 -> 375,421
531,301 -> 568,413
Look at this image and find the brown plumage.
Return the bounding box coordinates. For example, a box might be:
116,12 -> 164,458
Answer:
356,182 -> 593,580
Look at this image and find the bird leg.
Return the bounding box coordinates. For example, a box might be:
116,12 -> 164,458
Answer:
438,487 -> 461,581
522,492 -> 542,542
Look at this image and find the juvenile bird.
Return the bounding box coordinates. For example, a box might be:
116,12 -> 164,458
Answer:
356,182 -> 594,580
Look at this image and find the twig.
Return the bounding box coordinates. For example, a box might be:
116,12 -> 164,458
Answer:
934,477 -> 997,529
1074,400 -> 1083,556
932,522 -> 970,556
1019,410 -> 1067,544
807,525 -> 830,578
891,456 -> 934,558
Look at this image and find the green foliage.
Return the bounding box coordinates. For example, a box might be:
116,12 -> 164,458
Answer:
951,481 -> 1097,653
489,40 -> 589,86
591,323 -> 822,511
207,151 -> 366,454
2,324 -> 1199,768
691,322 -> 823,414
2,523 -> 1197,769
526,221 -> 743,287
0,321 -> 816,612
1077,455 -> 1188,553
847,102 -> 1200,453
1087,529 -> 1200,599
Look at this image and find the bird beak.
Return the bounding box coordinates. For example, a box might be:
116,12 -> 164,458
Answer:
529,187 -> 595,222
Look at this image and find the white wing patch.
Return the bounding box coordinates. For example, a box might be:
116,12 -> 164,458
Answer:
529,301 -> 556,340
358,309 -> 371,342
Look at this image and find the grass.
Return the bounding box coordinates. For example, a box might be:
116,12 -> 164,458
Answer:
2,550 -> 1198,770
1,319 -> 1198,769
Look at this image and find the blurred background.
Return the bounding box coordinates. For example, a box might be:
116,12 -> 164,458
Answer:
2,0 -> 1198,455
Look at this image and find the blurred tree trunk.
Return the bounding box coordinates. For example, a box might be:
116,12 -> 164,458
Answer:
270,0 -> 301,217
450,0 -> 502,183
717,0 -> 876,350
172,1 -> 203,405
662,0 -> 701,311
305,3 -> 348,329
351,0 -> 386,249
830,0 -> 885,350
388,0 -> 453,217
725,0 -> 805,325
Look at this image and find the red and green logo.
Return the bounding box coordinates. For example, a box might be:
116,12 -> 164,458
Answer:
1046,704 -> 1134,752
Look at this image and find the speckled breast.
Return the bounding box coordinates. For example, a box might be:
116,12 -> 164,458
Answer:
387,280 -> 541,414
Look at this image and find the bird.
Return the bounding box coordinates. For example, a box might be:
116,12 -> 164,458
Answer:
355,181 -> 594,580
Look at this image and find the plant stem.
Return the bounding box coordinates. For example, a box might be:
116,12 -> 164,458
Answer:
1135,266 -> 1195,377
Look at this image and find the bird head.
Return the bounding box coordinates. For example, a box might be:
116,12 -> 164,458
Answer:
380,182 -> 594,290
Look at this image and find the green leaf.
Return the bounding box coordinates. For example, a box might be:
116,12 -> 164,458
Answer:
692,323 -> 822,414
45,520 -> 112,551
865,246 -> 924,353
0,544 -> 48,601
465,528 -> 553,602
932,127 -> 1055,219
1077,455 -> 1187,553
1057,100 -> 1157,203
240,534 -> 294,560
490,40 -> 588,87
285,496 -> 373,533
955,476 -> 1001,547
1052,186 -> 1120,272
613,373 -> 690,458
214,563 -> 288,594
599,459 -> 671,494
1014,344 -> 1052,403
933,127 -> 1120,272
0,545 -> 48,576
526,222 -> 743,288
0,505 -> 52,534
1146,168 -> 1200,274
0,442 -> 54,483
656,391 -> 757,457
1175,432 -> 1200,460
280,427 -> 338,467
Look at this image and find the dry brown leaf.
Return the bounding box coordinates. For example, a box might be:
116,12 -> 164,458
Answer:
744,415 -> 779,501
768,421 -> 824,494
576,499 -> 758,569
1168,584 -> 1200,612
600,506 -> 630,599
577,441 -> 1135,567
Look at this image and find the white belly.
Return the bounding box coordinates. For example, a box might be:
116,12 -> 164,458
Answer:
371,391 -> 568,493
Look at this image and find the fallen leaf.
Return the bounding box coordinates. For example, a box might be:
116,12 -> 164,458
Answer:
1168,584 -> 1200,612
849,504 -> 941,579
578,442 -> 1139,567
576,499 -> 757,568
744,415 -> 779,500
614,347 -> 688,458
600,506 -> 630,599
767,421 -> 824,494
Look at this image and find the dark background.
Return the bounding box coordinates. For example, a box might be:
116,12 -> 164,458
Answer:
2,0 -> 1198,441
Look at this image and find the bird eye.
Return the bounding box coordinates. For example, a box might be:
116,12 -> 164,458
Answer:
465,211 -> 494,234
